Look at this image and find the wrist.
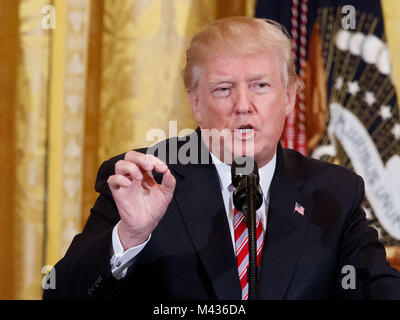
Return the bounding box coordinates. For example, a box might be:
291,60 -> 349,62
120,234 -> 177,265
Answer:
117,221 -> 150,250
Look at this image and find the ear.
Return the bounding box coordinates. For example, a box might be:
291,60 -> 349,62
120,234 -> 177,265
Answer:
284,84 -> 297,116
188,90 -> 202,125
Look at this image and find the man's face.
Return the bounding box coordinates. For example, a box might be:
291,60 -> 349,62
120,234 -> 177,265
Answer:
188,51 -> 296,167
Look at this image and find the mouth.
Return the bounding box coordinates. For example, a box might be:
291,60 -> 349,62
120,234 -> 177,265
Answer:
233,124 -> 256,140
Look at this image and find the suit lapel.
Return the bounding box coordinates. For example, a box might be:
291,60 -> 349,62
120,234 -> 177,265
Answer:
172,163 -> 242,299
258,146 -> 311,299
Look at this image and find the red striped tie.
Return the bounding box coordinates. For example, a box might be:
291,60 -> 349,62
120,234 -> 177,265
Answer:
233,208 -> 264,300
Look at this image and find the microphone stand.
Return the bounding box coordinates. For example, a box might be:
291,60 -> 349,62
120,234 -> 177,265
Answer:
231,156 -> 262,300
242,174 -> 258,300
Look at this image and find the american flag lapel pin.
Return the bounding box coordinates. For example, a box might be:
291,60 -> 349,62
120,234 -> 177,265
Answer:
294,202 -> 305,216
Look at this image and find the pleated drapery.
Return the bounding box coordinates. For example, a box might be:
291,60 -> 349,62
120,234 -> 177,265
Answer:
0,0 -> 255,300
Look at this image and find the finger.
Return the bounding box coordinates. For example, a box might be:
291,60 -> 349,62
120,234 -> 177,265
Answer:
124,151 -> 153,171
115,160 -> 143,180
118,156 -> 157,188
160,169 -> 176,197
125,151 -> 168,173
107,174 -> 132,190
145,154 -> 168,173
140,155 -> 168,188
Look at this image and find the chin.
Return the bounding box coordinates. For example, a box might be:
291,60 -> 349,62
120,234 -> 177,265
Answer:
252,143 -> 275,164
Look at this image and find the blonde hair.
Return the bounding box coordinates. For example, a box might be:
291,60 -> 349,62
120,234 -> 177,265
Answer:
182,16 -> 298,91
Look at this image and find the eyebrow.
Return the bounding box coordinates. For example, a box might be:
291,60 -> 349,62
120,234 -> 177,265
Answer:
208,80 -> 234,88
246,74 -> 272,82
208,74 -> 272,87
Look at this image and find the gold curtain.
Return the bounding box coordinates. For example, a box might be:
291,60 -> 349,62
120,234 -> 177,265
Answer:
0,0 -> 255,300
0,0 -> 51,300
381,0 -> 400,107
1,0 -> 399,300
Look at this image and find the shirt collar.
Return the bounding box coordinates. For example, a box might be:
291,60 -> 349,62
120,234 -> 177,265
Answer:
210,151 -> 277,202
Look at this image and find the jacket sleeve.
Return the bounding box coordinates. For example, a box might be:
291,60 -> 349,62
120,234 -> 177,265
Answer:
43,154 -> 134,299
333,175 -> 400,299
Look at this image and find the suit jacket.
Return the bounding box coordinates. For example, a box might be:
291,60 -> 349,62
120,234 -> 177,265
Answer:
43,128 -> 400,300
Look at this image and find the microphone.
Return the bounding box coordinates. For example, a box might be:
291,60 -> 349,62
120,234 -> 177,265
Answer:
231,156 -> 263,300
231,156 -> 263,219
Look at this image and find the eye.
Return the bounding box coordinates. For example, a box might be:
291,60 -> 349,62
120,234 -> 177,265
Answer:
212,86 -> 231,97
252,82 -> 270,94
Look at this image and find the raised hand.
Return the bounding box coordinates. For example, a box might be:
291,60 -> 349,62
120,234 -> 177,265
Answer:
107,151 -> 176,250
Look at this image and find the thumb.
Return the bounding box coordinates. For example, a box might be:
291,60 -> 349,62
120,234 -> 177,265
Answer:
160,169 -> 176,198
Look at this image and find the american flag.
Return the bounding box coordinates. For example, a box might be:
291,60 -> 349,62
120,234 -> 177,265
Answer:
256,0 -> 400,246
294,202 -> 305,216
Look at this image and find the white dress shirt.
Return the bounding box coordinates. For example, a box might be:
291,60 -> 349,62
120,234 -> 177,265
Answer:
210,152 -> 276,250
110,152 -> 277,279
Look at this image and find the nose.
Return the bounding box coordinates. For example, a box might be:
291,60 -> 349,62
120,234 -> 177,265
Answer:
234,84 -> 253,114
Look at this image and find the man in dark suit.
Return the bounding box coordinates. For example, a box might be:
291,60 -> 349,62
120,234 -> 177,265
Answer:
43,17 -> 400,300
